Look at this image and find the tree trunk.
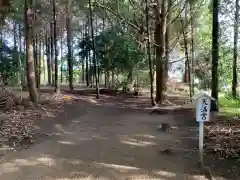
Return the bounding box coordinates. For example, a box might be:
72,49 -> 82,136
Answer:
33,37 -> 39,90
89,0 -> 100,98
18,24 -> 24,89
66,0 -> 73,90
163,0 -> 172,91
60,36 -> 63,83
232,0 -> 239,98
81,56 -> 85,83
50,22 -> 55,86
86,45 -> 89,86
25,0 -> 38,102
42,38 -> 46,83
37,39 -> 41,91
53,0 -> 59,93
81,22 -> 85,83
154,0 -> 165,104
211,0 -> 219,102
45,34 -> 51,85
181,5 -> 192,98
146,0 -> 155,106
13,22 -> 19,85
190,2 -> 195,95
111,69 -> 115,89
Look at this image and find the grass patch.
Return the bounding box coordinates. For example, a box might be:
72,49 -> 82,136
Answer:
219,95 -> 240,116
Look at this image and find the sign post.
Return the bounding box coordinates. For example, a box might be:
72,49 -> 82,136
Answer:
195,93 -> 211,166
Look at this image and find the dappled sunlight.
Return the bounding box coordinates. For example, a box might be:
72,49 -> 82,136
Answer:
189,175 -> 210,180
54,124 -> 74,135
57,141 -> 76,145
0,162 -> 20,175
0,93 -> 232,180
14,156 -> 56,167
0,156 -> 56,176
14,158 -> 38,166
91,134 -> 108,140
65,159 -> 84,165
93,162 -> 140,171
134,134 -> 156,139
126,175 -> 168,180
154,170 -> 176,178
76,137 -> 93,141
71,120 -> 81,124
54,124 -> 65,132
119,135 -> 157,147
36,156 -> 56,166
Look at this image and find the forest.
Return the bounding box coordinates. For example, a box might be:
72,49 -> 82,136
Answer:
0,0 -> 239,106
0,0 -> 239,179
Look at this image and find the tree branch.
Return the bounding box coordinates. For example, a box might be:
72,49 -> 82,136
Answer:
95,0 -> 140,31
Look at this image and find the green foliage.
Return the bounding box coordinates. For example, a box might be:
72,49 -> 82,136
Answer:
0,40 -> 21,84
78,28 -> 145,75
194,2 -> 238,91
219,93 -> 240,116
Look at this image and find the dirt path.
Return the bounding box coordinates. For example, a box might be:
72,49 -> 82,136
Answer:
0,99 -> 231,180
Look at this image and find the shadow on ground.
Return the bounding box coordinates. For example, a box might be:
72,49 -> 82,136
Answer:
0,95 -> 238,180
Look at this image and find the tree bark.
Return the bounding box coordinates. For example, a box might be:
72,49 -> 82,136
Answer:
154,0 -> 165,104
211,0 -> 219,102
66,0 -> 73,90
50,22 -> 55,86
89,0 -> 100,98
33,37 -> 39,89
25,0 -> 38,102
18,24 -> 24,89
190,2 -> 195,95
53,0 -> 59,93
37,39 -> 41,91
232,0 -> 239,98
60,35 -> 63,83
45,34 -> 51,85
163,0 -> 172,91
146,0 -> 155,106
13,22 -> 19,84
81,21 -> 85,83
181,4 -> 192,98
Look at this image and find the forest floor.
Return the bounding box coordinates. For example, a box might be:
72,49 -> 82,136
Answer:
0,87 -> 239,180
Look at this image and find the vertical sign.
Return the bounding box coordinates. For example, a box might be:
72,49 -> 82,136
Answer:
195,93 -> 211,165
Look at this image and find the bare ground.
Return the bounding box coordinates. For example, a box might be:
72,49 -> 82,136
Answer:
0,94 -> 238,180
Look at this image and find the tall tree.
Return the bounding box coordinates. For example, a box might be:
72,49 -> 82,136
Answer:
60,35 -> 63,83
37,38 -> 41,91
45,33 -> 52,85
211,0 -> 219,102
154,0 -> 166,104
146,0 -> 155,106
164,0 -> 172,91
181,3 -> 192,98
89,0 -> 100,98
81,22 -> 85,83
85,24 -> 89,87
18,24 -> 24,89
53,0 -> 59,93
66,0 -> 73,90
24,0 -> 38,102
232,0 -> 239,98
13,22 -> 18,83
50,22 -> 54,86
189,1 -> 195,95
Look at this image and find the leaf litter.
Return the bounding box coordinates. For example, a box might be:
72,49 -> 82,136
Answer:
204,119 -> 240,159
0,91 -> 81,153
